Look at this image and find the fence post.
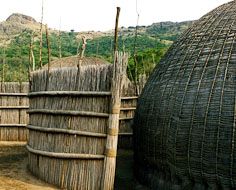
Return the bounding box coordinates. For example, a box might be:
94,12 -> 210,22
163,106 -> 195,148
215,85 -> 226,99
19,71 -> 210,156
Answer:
101,51 -> 128,190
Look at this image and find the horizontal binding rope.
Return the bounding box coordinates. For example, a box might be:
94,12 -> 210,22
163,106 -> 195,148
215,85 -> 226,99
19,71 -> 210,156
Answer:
0,124 -> 27,127
0,106 -> 29,109
107,128 -> 118,136
27,109 -> 109,117
121,96 -> 138,100
28,91 -> 112,97
0,93 -> 28,96
26,145 -> 105,159
112,105 -> 120,114
105,148 -> 117,157
27,125 -> 107,138
120,107 -> 136,111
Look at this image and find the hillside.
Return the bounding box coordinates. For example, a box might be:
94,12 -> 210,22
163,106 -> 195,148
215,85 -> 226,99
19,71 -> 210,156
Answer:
0,13 -> 194,81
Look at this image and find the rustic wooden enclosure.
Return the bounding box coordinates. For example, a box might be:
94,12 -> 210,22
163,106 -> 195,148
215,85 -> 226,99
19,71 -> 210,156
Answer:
42,55 -> 145,149
27,52 -> 128,190
119,81 -> 138,149
0,82 -> 29,141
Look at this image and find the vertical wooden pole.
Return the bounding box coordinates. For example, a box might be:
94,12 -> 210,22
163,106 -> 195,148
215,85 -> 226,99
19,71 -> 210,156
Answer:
114,7 -> 120,53
77,41 -> 81,55
28,37 -> 32,86
101,51 -> 128,190
96,41 -> 99,56
29,37 -> 32,72
101,11 -> 123,189
77,36 -> 87,69
46,24 -> 51,73
58,29 -> 62,68
2,46 -> 6,83
45,24 -> 51,91
39,0 -> 44,69
134,0 -> 140,95
29,33 -> 35,72
58,17 -> 62,62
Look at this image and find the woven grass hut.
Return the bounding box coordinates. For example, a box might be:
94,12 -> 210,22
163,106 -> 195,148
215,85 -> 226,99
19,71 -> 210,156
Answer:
134,1 -> 236,189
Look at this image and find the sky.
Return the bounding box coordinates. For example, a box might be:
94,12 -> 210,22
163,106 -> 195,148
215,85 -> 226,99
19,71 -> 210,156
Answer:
0,0 -> 232,32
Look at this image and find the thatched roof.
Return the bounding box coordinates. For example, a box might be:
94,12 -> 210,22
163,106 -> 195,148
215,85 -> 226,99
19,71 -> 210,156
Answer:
134,1 -> 236,189
43,56 -> 110,69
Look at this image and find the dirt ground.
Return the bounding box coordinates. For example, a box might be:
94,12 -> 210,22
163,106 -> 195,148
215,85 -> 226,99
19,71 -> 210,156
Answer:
0,142 -> 147,190
0,142 -> 57,190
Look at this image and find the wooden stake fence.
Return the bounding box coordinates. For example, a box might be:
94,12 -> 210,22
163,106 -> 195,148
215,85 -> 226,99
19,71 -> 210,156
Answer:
0,82 -> 29,141
27,52 -> 128,189
101,51 -> 127,189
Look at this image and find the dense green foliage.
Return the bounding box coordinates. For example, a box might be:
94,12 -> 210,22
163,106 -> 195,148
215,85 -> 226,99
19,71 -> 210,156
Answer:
0,21 -> 193,82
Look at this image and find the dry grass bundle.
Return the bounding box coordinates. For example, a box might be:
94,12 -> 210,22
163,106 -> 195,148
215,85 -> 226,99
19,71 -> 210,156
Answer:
41,55 -> 146,150
27,52 -> 128,190
0,82 -> 29,141
42,56 -> 110,69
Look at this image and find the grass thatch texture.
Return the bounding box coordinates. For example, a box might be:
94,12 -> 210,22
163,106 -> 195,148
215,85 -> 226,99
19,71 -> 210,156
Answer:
118,96 -> 137,149
0,82 -> 29,141
118,75 -> 146,149
28,52 -> 128,190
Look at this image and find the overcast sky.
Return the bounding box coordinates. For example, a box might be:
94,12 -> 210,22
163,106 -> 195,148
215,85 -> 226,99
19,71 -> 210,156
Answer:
0,0 -> 231,32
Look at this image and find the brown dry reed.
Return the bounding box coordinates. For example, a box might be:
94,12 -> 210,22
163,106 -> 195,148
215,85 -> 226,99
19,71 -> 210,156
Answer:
0,82 -> 29,141
27,52 -> 128,190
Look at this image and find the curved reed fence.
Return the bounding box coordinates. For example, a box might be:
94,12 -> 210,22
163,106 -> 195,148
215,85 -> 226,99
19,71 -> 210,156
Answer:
27,52 -> 128,190
0,82 -> 28,141
118,77 -> 146,149
134,1 -> 236,189
43,56 -> 146,149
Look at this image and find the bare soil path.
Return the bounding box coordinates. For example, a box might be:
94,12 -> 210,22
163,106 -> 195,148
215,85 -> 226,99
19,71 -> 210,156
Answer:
0,142 -> 146,190
0,142 -> 57,190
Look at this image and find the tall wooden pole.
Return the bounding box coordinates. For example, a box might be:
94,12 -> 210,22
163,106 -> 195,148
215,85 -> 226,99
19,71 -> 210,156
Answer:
58,30 -> 62,68
101,52 -> 128,190
113,7 -> 120,53
100,7 -> 124,190
77,36 -> 87,69
45,24 -> 51,73
133,1 -> 140,95
39,0 -> 44,69
2,46 -> 6,83
45,24 -> 51,91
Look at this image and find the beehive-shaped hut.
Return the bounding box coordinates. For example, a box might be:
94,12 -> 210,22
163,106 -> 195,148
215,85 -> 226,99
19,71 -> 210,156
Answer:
134,1 -> 236,189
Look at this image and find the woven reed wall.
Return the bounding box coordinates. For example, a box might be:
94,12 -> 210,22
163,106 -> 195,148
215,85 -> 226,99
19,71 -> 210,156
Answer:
134,1 -> 236,190
0,82 -> 29,141
27,52 -> 128,189
44,57 -> 145,150
118,76 -> 146,149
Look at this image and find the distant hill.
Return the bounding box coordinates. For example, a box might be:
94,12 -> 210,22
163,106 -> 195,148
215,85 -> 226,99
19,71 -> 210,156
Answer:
0,13 -> 40,44
0,13 -> 194,81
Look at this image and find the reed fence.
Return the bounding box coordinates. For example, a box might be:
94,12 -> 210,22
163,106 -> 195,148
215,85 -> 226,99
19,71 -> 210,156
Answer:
42,56 -> 147,149
0,82 -> 29,141
27,52 -> 128,190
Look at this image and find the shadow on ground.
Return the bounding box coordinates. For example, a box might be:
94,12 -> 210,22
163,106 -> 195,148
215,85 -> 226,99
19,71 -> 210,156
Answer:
0,143 -> 147,190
